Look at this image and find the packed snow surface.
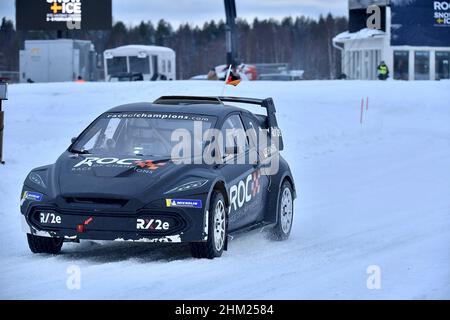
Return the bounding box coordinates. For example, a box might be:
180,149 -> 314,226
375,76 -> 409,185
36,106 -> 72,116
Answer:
333,28 -> 385,41
0,80 -> 449,299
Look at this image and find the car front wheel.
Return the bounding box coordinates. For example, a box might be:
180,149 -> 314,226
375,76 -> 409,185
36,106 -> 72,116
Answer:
190,191 -> 227,259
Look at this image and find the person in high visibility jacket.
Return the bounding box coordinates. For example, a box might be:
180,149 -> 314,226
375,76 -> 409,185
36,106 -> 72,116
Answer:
377,61 -> 389,80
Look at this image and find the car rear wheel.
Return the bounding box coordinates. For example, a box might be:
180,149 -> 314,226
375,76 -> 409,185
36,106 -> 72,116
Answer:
27,233 -> 63,254
270,180 -> 294,241
190,191 -> 227,259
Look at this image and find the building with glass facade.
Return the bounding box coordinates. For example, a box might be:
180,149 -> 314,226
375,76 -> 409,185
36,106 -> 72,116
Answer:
333,0 -> 450,80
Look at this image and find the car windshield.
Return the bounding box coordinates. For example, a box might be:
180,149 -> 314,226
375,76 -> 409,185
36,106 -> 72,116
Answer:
71,112 -> 215,158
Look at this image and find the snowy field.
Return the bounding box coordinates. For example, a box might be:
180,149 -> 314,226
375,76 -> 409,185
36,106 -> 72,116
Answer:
0,80 -> 449,299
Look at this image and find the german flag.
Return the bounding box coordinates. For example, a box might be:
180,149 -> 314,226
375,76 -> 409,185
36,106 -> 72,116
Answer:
226,76 -> 241,87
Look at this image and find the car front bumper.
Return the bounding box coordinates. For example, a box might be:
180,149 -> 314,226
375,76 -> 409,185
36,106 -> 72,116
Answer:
22,200 -> 209,243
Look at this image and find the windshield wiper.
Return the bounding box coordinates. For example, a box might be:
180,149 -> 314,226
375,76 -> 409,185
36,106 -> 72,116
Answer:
70,148 -> 91,155
134,153 -> 171,158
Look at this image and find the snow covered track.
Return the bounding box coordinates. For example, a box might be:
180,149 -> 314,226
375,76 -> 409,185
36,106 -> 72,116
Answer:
0,80 -> 449,299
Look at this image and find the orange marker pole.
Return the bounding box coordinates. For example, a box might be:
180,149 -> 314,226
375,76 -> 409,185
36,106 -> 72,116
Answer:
360,98 -> 364,124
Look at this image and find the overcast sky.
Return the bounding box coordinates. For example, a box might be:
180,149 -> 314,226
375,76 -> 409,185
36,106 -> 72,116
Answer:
0,0 -> 347,27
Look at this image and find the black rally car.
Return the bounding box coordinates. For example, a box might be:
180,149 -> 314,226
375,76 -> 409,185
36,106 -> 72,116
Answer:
21,96 -> 296,259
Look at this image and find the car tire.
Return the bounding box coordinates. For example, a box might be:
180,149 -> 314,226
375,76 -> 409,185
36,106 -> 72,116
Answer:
270,180 -> 294,241
27,233 -> 63,254
190,191 -> 227,259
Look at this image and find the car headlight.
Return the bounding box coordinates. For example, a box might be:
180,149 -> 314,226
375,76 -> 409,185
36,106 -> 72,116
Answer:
28,172 -> 46,188
164,180 -> 208,194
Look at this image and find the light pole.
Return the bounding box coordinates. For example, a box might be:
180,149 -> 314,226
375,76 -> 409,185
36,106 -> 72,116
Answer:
0,81 -> 8,165
224,0 -> 238,67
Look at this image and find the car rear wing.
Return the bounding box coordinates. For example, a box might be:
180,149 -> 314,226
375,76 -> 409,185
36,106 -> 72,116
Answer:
154,96 -> 284,150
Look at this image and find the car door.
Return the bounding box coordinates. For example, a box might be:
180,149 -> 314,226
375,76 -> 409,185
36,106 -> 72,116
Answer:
219,113 -> 259,231
241,113 -> 271,224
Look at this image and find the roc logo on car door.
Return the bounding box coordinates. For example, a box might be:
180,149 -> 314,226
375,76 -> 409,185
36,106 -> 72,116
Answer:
229,170 -> 261,212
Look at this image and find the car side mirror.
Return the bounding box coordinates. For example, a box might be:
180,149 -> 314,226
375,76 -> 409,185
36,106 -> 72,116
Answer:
71,137 -> 77,144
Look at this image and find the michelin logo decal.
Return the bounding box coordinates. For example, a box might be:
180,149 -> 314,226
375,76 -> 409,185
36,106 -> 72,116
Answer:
22,191 -> 43,202
21,191 -> 43,206
166,199 -> 202,208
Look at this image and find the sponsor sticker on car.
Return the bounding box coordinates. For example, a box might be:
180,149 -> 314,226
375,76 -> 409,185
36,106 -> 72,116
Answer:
137,218 -> 171,231
39,211 -> 62,225
166,199 -> 202,209
22,191 -> 43,202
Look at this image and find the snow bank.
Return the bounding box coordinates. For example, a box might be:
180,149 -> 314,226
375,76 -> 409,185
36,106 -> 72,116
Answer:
333,28 -> 385,42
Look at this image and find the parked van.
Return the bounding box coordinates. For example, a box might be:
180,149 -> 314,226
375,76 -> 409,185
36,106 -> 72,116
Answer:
104,45 -> 176,81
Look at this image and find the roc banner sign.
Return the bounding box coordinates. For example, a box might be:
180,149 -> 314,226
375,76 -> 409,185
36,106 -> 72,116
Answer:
391,0 -> 450,46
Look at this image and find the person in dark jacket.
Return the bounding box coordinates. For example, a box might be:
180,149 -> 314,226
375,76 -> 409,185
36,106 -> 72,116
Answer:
207,68 -> 219,80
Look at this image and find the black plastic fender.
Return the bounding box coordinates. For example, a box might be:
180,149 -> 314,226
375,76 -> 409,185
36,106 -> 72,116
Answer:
263,156 -> 296,224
